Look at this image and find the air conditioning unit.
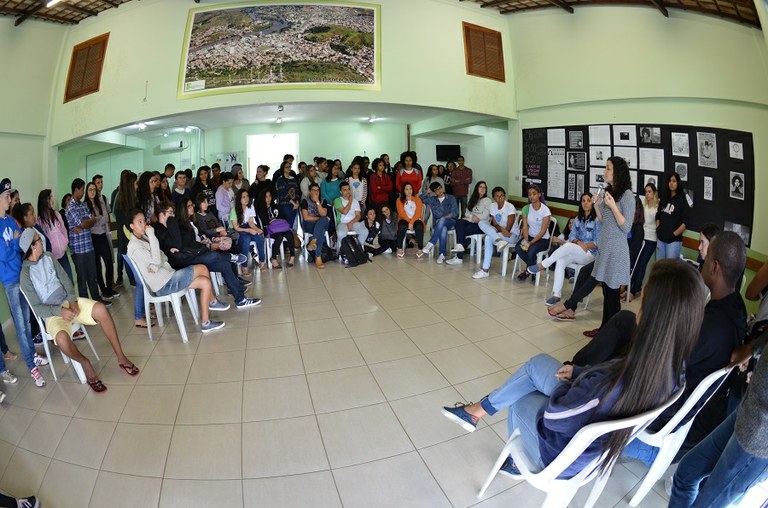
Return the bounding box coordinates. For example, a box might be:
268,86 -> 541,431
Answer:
160,140 -> 187,152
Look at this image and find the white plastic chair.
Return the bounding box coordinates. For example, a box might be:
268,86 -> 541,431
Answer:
511,220 -> 558,285
628,366 -> 735,506
478,386 -> 686,507
124,255 -> 199,343
500,215 -> 524,276
19,288 -> 99,384
298,213 -> 331,262
468,234 -> 486,264
209,271 -> 224,297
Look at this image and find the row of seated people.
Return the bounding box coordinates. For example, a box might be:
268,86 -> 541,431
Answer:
443,230 -> 768,507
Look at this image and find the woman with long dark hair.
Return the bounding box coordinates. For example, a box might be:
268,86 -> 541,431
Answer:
231,188 -> 265,275
626,183 -> 659,300
113,170 -> 138,286
136,171 -> 160,224
345,160 -> 368,212
422,164 -> 444,193
549,156 -> 636,330
84,182 -> 119,300
527,192 -> 599,305
321,162 -> 343,204
446,181 -> 492,265
514,183 -> 552,280
191,166 -> 216,210
442,260 -> 704,479
656,172 -> 688,260
395,182 -> 424,258
255,189 -> 296,268
156,173 -> 173,202
368,157 -> 393,210
37,189 -> 72,282
395,151 -> 421,196
274,160 -> 300,228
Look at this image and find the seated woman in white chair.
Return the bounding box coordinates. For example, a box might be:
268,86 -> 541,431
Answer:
527,192 -> 600,306
20,228 -> 139,393
127,209 -> 226,334
441,260 -> 705,478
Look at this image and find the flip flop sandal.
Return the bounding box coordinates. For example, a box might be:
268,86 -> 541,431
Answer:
119,363 -> 140,376
554,313 -> 575,322
88,379 -> 108,393
548,305 -> 566,317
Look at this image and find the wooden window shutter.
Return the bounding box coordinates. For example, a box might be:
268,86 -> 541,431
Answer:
64,33 -> 109,103
463,23 -> 505,82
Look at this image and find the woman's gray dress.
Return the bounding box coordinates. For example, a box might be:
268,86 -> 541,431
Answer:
592,190 -> 635,290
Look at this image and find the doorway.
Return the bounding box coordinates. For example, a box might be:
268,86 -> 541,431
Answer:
247,133 -> 300,180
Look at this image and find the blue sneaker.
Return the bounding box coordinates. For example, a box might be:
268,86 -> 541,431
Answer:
208,299 -> 231,312
236,297 -> 261,309
526,264 -> 541,275
441,404 -> 478,433
545,296 -> 561,306
499,457 -> 523,479
201,320 -> 225,333
231,253 -> 248,265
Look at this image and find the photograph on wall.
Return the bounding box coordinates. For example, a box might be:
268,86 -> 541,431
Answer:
588,167 -> 606,193
567,173 -> 576,201
547,148 -> 566,199
589,125 -> 611,145
577,174 -> 585,198
547,128 -> 566,147
729,141 -> 744,160
612,125 -> 637,146
566,152 -> 586,172
643,174 -> 658,189
569,131 -> 584,149
697,132 -> 718,169
704,176 -> 713,201
613,147 -> 637,169
589,146 -> 611,167
639,148 -> 665,172
639,127 -> 661,144
724,221 -> 751,246
684,188 -> 695,208
179,2 -> 380,97
671,132 -> 690,157
675,162 -> 688,181
730,171 -> 745,200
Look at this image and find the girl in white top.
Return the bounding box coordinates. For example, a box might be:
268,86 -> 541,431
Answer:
628,182 -> 659,298
515,184 -> 551,281
447,181 -> 493,264
345,162 -> 368,211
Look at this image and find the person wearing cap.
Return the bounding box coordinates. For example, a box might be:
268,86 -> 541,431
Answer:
65,178 -> 106,305
0,178 -> 47,388
420,181 -> 458,264
20,228 -> 140,393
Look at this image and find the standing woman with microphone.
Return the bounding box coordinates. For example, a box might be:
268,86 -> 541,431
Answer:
548,157 -> 635,331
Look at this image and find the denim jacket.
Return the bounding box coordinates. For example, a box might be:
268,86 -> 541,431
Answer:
568,216 -> 600,256
421,193 -> 458,224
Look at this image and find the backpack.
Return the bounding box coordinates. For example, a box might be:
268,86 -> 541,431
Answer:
340,236 -> 369,267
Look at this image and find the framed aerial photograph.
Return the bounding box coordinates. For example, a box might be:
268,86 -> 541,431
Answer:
178,2 -> 381,98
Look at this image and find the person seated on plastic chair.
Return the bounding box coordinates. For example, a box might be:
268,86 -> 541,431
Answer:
300,183 -> 331,269
526,192 -> 600,305
446,181 -> 492,265
19,228 -> 139,393
420,181 -> 458,264
127,209 -> 226,334
441,260 -> 704,478
514,184 -> 552,281
395,183 -> 425,258
333,181 -> 368,248
473,186 -> 518,279
154,201 -> 260,310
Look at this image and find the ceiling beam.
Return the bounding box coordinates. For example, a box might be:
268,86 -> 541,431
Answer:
101,0 -> 120,6
544,0 -> 575,13
14,0 -> 45,26
481,0 -> 515,7
649,0 -> 669,16
61,3 -> 99,16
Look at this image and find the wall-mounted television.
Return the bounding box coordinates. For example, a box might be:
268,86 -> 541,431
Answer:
436,144 -> 461,161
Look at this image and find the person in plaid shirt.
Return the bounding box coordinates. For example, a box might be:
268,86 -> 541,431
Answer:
66,178 -> 108,306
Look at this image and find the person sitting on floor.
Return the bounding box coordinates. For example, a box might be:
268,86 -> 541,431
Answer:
442,259 -> 705,478
473,186 -> 518,279
127,209 -> 226,334
154,201 -> 260,310
20,228 -> 140,393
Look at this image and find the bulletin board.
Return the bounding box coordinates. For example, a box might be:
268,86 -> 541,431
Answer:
521,123 -> 755,246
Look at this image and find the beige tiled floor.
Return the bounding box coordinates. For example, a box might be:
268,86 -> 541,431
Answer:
0,253 -> 759,507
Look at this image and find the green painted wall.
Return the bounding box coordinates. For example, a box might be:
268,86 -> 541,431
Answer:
47,0 -> 515,145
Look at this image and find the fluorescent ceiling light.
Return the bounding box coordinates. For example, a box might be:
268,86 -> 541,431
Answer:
276,117 -> 283,124
368,115 -> 376,123
136,122 -> 147,130
46,0 -> 62,7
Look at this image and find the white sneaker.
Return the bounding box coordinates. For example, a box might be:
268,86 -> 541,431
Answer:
383,248 -> 392,254
422,242 -> 434,254
446,256 -> 463,265
368,252 -> 374,260
472,270 -> 490,279
33,354 -> 49,367
495,239 -> 509,251
0,370 -> 17,384
436,254 -> 445,264
451,244 -> 465,253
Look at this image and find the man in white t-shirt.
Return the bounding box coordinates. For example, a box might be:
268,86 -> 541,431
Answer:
473,186 -> 518,279
333,181 -> 368,247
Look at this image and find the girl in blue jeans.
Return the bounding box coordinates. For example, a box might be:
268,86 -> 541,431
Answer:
442,260 -> 706,478
231,188 -> 265,275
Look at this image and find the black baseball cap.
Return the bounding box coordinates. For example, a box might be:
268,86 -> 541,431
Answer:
0,178 -> 14,196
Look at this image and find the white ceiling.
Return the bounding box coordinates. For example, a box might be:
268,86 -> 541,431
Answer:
108,102 -> 501,138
